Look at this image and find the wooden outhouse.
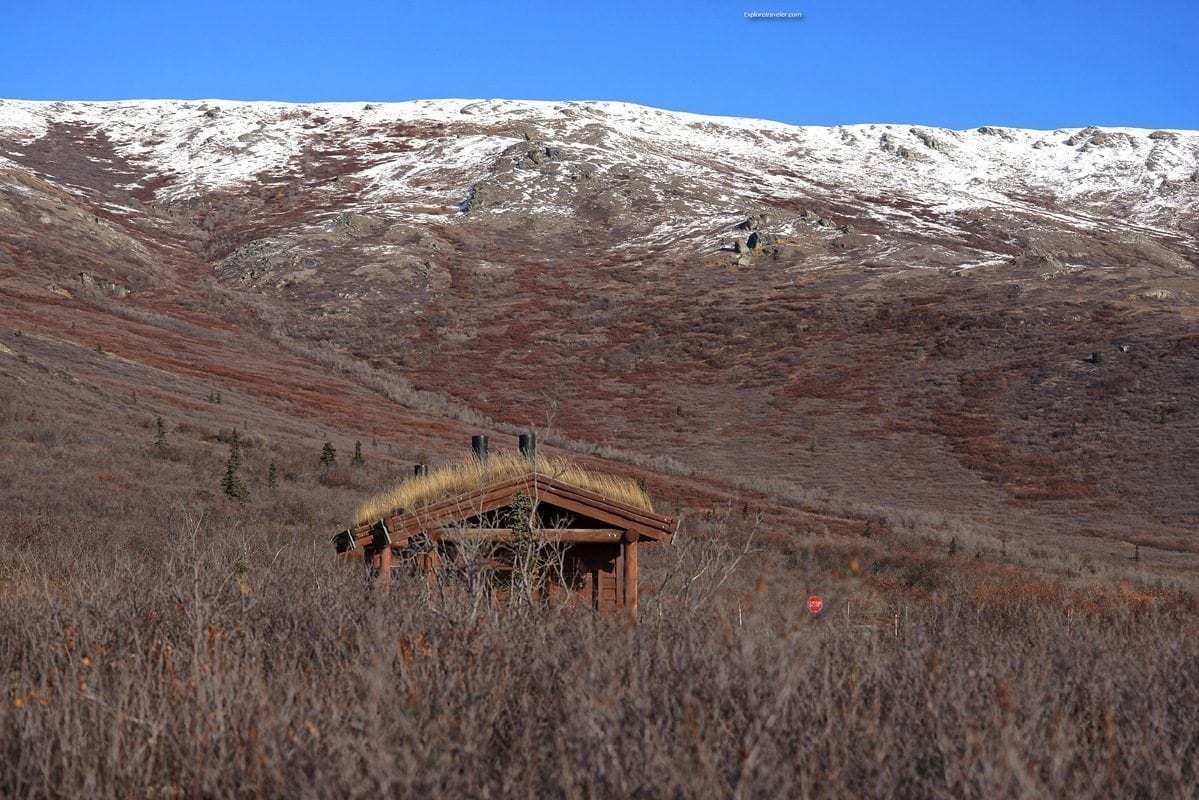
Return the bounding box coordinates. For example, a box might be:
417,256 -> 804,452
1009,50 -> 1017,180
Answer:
332,439 -> 674,613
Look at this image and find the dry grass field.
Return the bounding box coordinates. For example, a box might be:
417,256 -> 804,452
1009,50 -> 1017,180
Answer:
3,533 -> 1198,799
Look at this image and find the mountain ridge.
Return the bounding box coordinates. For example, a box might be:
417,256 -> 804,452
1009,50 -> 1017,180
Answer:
2,98 -> 1197,234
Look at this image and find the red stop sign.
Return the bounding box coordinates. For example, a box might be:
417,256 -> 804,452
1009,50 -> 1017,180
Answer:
807,595 -> 824,615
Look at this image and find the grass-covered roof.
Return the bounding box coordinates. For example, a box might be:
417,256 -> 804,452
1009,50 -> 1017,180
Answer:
354,451 -> 653,526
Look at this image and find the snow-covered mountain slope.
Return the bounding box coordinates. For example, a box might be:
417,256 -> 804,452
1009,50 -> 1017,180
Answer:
1,97 -> 1197,297
2,99 -> 1198,540
1,99 -> 1197,247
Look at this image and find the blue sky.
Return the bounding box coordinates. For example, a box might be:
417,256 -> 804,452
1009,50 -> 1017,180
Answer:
3,0 -> 1196,129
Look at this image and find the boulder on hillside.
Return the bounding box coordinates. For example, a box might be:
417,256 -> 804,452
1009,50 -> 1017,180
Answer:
746,231 -> 778,250
499,140 -> 566,170
736,212 -> 772,232
459,184 -> 488,213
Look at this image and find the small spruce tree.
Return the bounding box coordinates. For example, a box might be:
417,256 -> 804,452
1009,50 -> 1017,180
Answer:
153,416 -> 167,453
220,428 -> 249,502
267,462 -> 278,488
319,441 -> 337,470
351,440 -> 365,468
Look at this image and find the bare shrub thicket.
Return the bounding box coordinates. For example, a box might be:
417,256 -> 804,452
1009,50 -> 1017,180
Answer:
2,347 -> 1198,798
2,507 -> 1198,799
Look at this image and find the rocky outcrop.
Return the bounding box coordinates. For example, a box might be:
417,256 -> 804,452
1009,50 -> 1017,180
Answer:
977,126 -> 1014,141
881,132 -> 926,162
497,139 -> 566,171
1064,127 -> 1102,147
1065,127 -> 1135,149
910,128 -> 952,154
330,212 -> 381,238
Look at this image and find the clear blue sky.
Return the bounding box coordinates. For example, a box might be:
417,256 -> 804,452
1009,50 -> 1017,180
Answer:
3,0 -> 1196,129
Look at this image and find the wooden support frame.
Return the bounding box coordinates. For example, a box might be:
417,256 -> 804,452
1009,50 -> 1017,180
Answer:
623,532 -> 639,615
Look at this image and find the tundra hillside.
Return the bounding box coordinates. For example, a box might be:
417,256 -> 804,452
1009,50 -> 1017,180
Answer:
1,100 -> 1198,796
2,100 -> 1196,550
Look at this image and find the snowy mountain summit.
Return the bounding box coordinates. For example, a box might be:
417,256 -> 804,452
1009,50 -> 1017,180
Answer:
1,99 -> 1197,282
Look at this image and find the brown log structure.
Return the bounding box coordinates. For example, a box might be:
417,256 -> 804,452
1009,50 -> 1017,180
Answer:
331,467 -> 674,615
624,530 -> 639,616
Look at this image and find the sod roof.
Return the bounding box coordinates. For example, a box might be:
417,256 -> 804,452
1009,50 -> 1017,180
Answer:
354,451 -> 654,527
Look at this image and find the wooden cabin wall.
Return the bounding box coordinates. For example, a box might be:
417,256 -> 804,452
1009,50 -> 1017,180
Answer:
567,542 -> 623,611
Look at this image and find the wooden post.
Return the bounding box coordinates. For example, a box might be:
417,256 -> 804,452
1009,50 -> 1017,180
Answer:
372,520 -> 392,588
426,549 -> 441,588
624,532 -> 639,617
378,545 -> 393,589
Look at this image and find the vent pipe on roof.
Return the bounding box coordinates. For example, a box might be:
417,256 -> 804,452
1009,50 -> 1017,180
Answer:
471,435 -> 489,461
518,432 -> 537,459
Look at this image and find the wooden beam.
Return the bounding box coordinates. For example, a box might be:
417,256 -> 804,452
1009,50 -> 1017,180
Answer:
531,487 -> 667,542
332,530 -> 356,553
434,528 -> 625,543
372,519 -> 392,550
